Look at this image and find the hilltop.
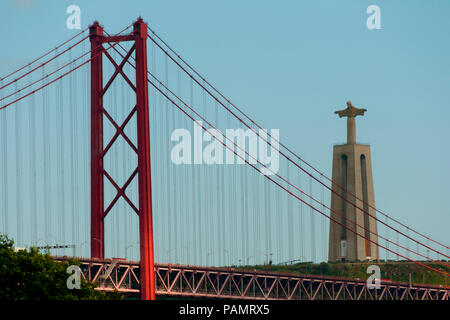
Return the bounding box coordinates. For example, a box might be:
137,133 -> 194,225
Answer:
238,260 -> 449,287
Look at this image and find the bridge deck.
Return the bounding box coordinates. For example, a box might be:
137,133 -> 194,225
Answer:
55,257 -> 449,300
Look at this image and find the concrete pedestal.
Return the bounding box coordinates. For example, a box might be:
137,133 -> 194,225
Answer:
328,143 -> 379,261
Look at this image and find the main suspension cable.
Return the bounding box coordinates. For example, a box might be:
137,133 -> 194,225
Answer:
147,76 -> 450,277
146,29 -> 450,257
146,25 -> 449,252
0,27 -> 89,82
0,35 -> 130,111
107,32 -> 449,263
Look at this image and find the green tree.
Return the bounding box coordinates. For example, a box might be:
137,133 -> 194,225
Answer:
0,234 -> 123,300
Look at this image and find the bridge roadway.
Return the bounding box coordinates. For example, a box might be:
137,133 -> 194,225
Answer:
55,257 -> 449,300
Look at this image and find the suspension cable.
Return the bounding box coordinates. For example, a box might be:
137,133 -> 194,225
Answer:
146,25 -> 449,252
146,30 -> 450,257
0,34 -> 130,111
107,31 -> 450,263
147,76 -> 450,277
0,27 -> 89,82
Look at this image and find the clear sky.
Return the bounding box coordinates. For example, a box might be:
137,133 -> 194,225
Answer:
0,0 -> 449,264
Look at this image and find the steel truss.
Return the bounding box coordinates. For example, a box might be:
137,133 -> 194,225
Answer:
55,257 -> 449,300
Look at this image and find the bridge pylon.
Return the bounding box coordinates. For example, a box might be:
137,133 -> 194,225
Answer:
89,18 -> 155,300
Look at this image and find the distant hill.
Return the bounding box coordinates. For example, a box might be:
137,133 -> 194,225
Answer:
236,260 -> 449,287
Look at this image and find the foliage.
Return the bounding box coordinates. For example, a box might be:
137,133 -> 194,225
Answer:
0,234 -> 123,300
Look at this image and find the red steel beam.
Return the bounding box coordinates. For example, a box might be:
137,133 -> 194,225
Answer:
103,35 -> 134,43
134,17 -> 156,301
89,21 -> 105,259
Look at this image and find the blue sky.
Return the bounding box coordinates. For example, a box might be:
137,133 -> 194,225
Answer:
0,0 -> 449,263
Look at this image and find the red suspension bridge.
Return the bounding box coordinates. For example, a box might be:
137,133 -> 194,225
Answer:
0,18 -> 449,300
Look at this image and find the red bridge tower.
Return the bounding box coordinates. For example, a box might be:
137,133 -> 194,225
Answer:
89,18 -> 155,300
